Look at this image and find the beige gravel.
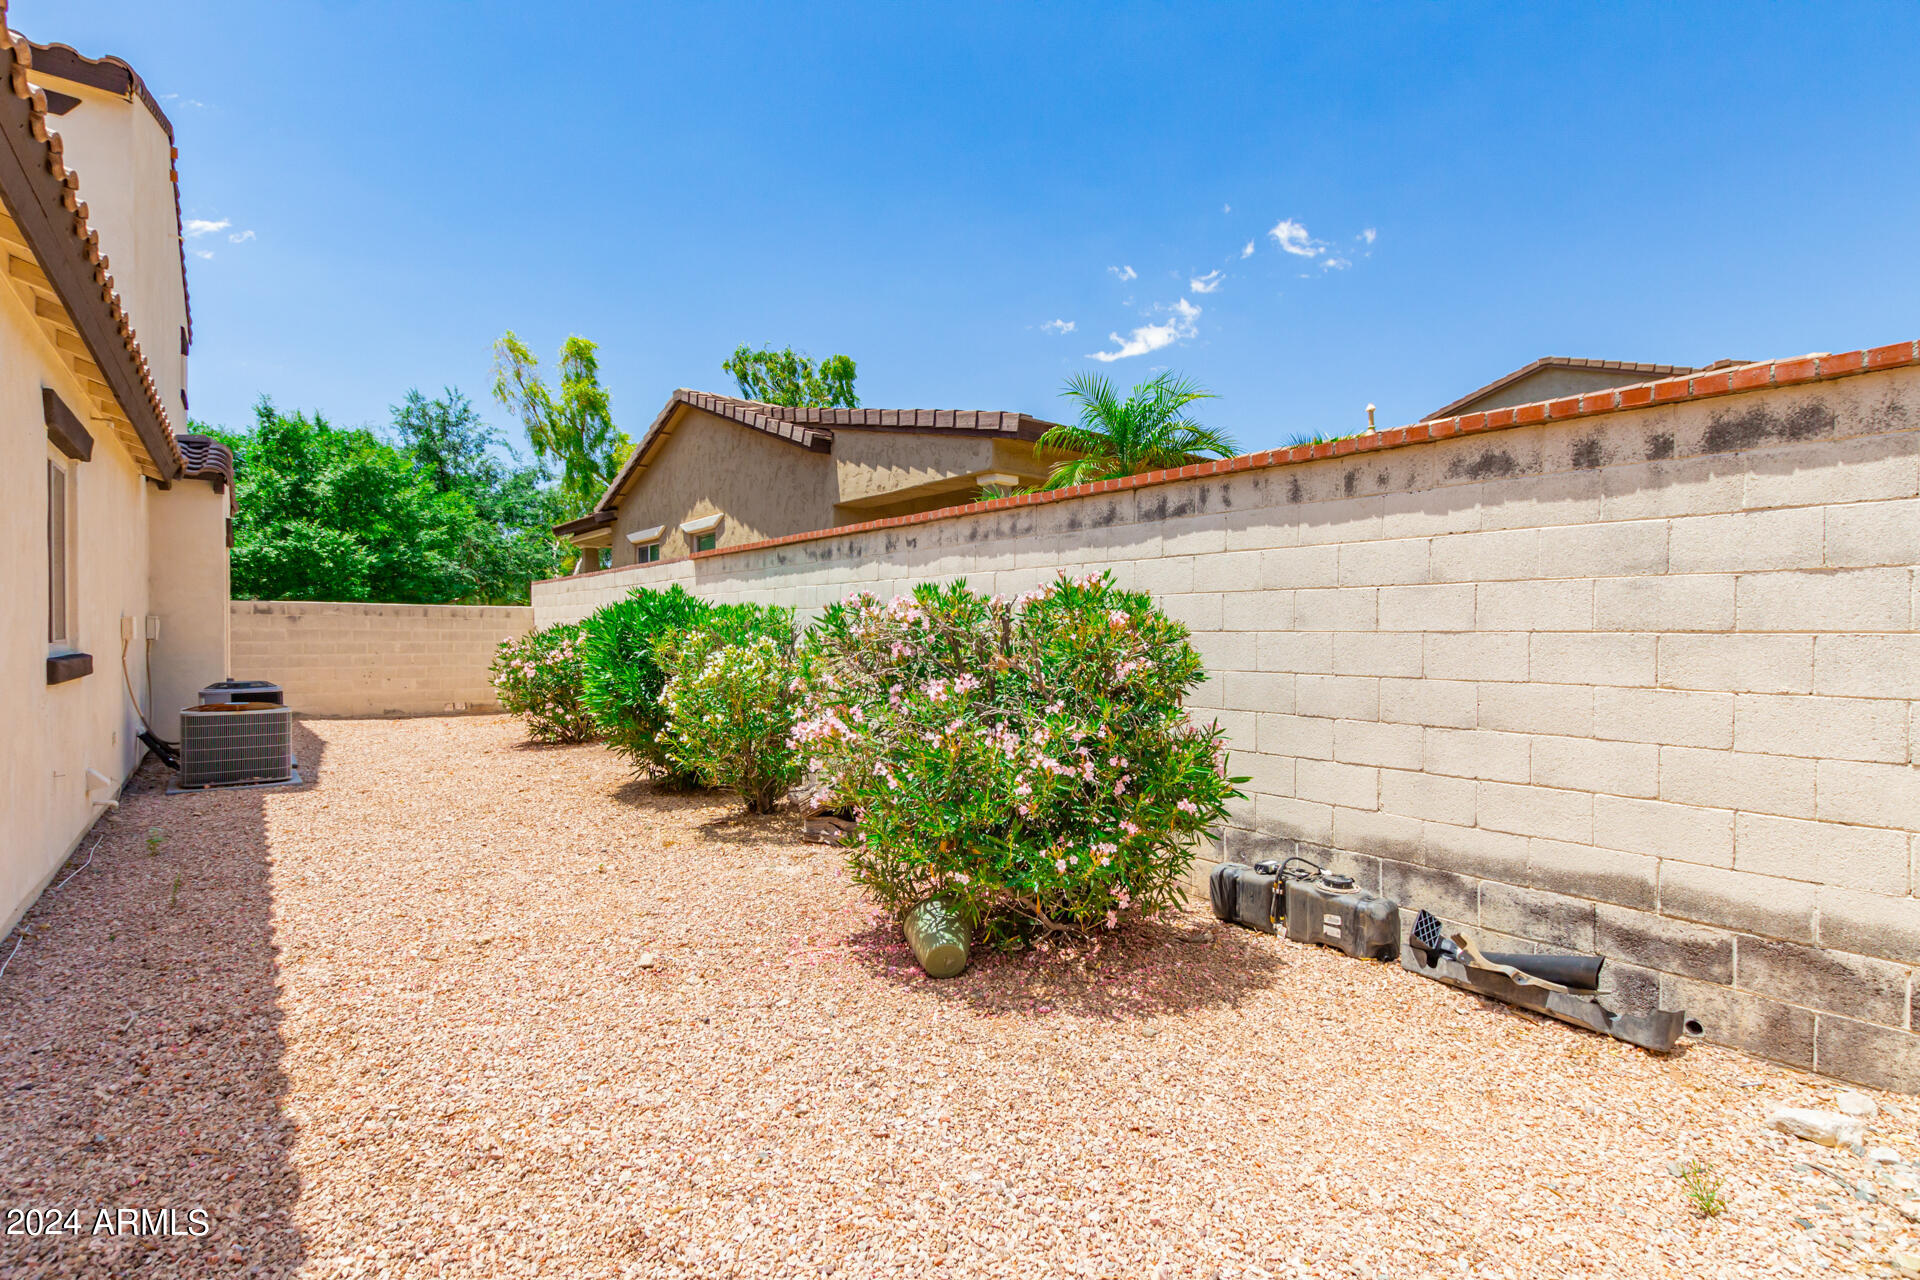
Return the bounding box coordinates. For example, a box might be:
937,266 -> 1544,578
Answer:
3,714 -> 1917,1278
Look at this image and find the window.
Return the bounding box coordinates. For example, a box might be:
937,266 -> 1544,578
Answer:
694,532 -> 717,553
635,542 -> 660,564
47,454 -> 74,646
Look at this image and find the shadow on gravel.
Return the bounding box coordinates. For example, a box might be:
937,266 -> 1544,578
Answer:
839,912 -> 1292,1022
0,721 -> 323,1277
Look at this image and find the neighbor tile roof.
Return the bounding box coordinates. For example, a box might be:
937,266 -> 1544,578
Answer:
0,8 -> 184,478
661,342 -> 1920,566
590,389 -> 1063,515
1421,356 -> 1747,422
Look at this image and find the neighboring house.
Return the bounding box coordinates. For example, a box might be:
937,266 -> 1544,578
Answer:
1423,356 -> 1745,421
555,390 -> 1066,569
2,20 -> 231,935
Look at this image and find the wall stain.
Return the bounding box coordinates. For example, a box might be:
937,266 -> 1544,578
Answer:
1646,432 -> 1675,460
1703,401 -> 1835,454
1446,450 -> 1519,480
1343,469 -> 1359,497
1570,436 -> 1606,470
1287,476 -> 1304,504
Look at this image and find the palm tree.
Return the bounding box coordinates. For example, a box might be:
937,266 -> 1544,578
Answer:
1035,372 -> 1239,489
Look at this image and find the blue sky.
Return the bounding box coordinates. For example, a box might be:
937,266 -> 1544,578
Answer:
28,1 -> 1920,456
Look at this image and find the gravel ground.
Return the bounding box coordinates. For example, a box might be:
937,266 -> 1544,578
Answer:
3,714 -> 1917,1279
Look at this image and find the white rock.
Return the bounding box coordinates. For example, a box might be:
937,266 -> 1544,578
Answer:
1868,1147 -> 1903,1166
1837,1090 -> 1878,1118
1768,1107 -> 1867,1148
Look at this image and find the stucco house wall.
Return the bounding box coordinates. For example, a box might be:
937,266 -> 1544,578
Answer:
0,283 -> 152,937
1,24 -> 228,939
536,349 -> 1920,1093
611,407 -> 839,563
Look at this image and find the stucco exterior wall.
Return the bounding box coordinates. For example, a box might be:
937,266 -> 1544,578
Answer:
30,70 -> 189,422
1452,366 -> 1691,418
830,431 -> 1050,513
1,281 -> 152,939
147,481 -> 231,739
602,410 -> 1058,569
537,364 -> 1920,1092
229,602 -> 533,719
610,408 -> 836,566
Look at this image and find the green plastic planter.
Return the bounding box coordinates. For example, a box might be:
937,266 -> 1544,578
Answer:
903,895 -> 971,978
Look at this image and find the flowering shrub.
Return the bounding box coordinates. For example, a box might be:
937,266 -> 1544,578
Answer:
490,623 -> 596,743
657,605 -> 802,812
796,572 -> 1241,939
578,585 -> 710,783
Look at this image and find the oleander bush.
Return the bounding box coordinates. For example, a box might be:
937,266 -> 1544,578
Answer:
579,585 -> 711,783
657,604 -> 803,812
795,572 -> 1241,940
491,623 -> 596,743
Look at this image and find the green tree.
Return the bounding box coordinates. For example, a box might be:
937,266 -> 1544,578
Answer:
207,393 -> 567,605
1035,371 -> 1239,489
206,399 -> 476,603
721,345 -> 859,408
390,388 -> 567,602
491,332 -> 634,518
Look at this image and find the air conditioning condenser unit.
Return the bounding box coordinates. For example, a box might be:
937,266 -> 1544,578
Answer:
178,703 -> 293,788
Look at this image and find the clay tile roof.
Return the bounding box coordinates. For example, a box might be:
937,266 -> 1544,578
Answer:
0,10 -> 183,477
176,432 -> 231,487
1421,356 -> 1735,422
588,389 -> 1064,515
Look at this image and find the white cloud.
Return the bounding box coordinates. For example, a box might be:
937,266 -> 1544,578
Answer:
1268,218 -> 1325,258
228,229 -> 255,244
1041,318 -> 1076,334
1222,203 -> 1232,214
191,248 -> 214,260
1189,269 -> 1223,294
1240,240 -> 1255,259
184,218 -> 230,238
1359,227 -> 1377,245
1322,256 -> 1352,271
1108,264 -> 1137,282
1087,297 -> 1200,363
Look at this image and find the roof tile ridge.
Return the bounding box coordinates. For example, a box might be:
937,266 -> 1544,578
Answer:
5,26 -> 182,471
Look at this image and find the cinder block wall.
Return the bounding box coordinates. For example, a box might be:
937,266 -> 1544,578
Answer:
229,601 -> 532,718
535,357 -> 1920,1093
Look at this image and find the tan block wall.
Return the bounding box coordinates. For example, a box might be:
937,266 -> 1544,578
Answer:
536,367 -> 1920,1092
229,602 -> 532,719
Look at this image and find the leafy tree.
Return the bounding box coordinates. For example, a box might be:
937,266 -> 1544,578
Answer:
1036,372 -> 1239,489
491,332 -> 634,517
207,392 -> 567,605
721,345 -> 859,408
206,399 -> 475,603
391,388 -> 567,601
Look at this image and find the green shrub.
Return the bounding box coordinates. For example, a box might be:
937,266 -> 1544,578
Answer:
491,623 -> 596,743
579,585 -> 711,782
796,572 -> 1241,940
657,604 -> 802,812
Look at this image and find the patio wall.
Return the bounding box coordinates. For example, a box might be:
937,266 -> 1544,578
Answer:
533,352 -> 1920,1092
229,601 -> 531,718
